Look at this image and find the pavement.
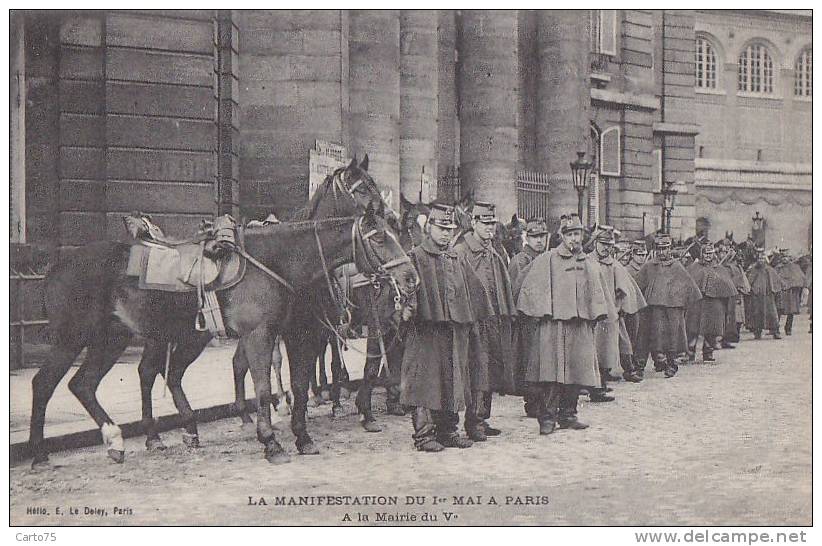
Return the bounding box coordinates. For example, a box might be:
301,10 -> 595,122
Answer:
9,314 -> 812,525
10,337 -> 368,446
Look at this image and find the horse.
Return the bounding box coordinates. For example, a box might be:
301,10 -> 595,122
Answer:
502,214 -> 525,258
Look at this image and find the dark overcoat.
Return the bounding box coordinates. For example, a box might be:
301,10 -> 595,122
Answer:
775,262 -> 806,315
595,256 -> 647,371
454,232 -> 518,394
745,263 -> 783,332
686,261 -> 737,338
400,237 -> 493,411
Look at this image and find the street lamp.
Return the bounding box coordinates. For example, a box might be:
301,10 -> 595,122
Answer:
752,211 -> 764,231
570,151 -> 592,221
660,179 -> 678,234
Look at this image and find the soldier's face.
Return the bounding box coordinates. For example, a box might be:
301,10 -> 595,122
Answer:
657,247 -> 671,260
702,251 -> 714,263
526,234 -> 547,252
756,253 -> 765,264
472,220 -> 496,241
428,224 -> 455,248
595,241 -> 612,257
562,229 -> 583,253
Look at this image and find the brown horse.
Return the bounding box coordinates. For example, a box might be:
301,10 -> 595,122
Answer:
30,180 -> 416,468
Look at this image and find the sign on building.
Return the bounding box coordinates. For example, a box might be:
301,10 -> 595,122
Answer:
308,140 -> 349,199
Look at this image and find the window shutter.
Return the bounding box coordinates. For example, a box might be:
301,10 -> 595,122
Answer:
600,126 -> 621,176
652,149 -> 663,191
599,10 -> 617,56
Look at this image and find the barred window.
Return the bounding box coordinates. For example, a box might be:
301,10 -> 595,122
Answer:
738,43 -> 774,94
795,48 -> 812,97
695,36 -> 717,89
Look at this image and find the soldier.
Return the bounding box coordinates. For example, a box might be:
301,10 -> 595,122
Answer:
635,233 -> 702,378
773,250 -> 806,336
400,204 -> 493,452
721,249 -> 751,344
517,215 -> 611,435
685,243 -> 737,363
745,247 -> 784,340
453,202 -> 518,441
591,227 -> 647,399
622,240 -> 649,380
508,218 -> 549,418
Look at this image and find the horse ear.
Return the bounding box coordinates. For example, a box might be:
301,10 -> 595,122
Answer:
359,154 -> 369,171
347,157 -> 357,171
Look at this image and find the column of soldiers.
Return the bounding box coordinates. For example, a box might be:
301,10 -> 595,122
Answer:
398,201 -> 810,451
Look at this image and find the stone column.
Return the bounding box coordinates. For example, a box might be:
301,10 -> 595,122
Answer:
436,10 -> 458,179
536,10 -> 591,217
400,10 -> 438,202
349,10 -> 401,206
458,10 -> 519,219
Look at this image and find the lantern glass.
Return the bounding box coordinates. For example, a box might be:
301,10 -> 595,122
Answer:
570,151 -> 592,191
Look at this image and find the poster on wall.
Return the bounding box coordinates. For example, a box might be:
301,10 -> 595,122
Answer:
309,140 -> 349,200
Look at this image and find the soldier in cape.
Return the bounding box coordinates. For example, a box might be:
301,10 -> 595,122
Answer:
634,233 -> 702,378
685,243 -> 738,363
744,247 -> 784,340
773,250 -> 807,336
516,215 -> 611,435
453,202 -> 518,441
508,218 -> 550,418
622,239 -> 649,378
399,204 -> 493,452
590,227 -> 647,400
718,244 -> 751,345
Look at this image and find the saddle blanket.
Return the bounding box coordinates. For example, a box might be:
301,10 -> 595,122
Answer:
126,244 -> 219,292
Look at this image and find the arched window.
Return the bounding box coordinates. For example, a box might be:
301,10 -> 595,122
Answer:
795,48 -> 812,97
695,36 -> 718,89
738,43 -> 774,94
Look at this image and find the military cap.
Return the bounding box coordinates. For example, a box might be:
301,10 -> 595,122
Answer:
561,214 -> 585,234
525,218 -> 549,236
428,203 -> 459,229
594,225 -> 617,244
654,233 -> 672,248
471,201 -> 498,223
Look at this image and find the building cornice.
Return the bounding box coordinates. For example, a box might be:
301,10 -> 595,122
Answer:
590,88 -> 659,111
653,122 -> 700,136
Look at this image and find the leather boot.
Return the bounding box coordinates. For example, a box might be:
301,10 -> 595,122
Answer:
464,393 -> 487,442
589,388 -> 615,402
785,314 -> 794,335
436,411 -> 473,449
702,339 -> 716,362
664,353 -> 679,378
412,407 -> 443,452
538,410 -> 557,435
479,392 -> 501,436
558,386 -> 589,430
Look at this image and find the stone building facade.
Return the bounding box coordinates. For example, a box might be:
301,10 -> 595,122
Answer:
11,9 -> 812,252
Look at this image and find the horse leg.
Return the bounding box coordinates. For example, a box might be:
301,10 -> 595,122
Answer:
29,341 -> 84,468
308,347 -> 325,407
318,341 -> 331,401
329,339 -> 344,417
164,333 -> 211,448
242,327 -> 289,464
283,332 -> 321,455
67,330 -> 132,463
231,342 -> 254,427
355,336 -> 383,432
138,340 -> 168,451
272,339 -> 291,417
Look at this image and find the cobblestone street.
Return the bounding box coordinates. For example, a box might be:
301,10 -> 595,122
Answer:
10,316 -> 812,526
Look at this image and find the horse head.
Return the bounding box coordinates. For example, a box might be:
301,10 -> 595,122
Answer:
357,202 -> 420,299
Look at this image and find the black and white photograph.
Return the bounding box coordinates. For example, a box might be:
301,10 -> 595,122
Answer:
6,6 -> 815,532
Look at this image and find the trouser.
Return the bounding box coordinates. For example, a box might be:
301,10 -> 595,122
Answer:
465,390 -> 494,429
688,334 -> 716,360
784,314 -> 795,334
535,382 -> 581,423
411,407 -> 462,449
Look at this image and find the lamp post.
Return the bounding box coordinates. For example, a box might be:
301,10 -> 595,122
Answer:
570,151 -> 592,222
660,179 -> 678,234
752,211 -> 765,247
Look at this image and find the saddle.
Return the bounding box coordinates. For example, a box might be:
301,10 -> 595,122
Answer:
123,212 -> 246,337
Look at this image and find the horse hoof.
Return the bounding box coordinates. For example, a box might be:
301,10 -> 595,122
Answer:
30,459 -> 51,472
297,442 -> 320,456
182,433 -> 200,448
264,441 -> 290,464
320,390 -> 331,402
108,449 -> 125,464
145,438 -> 167,451
361,420 -> 383,433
